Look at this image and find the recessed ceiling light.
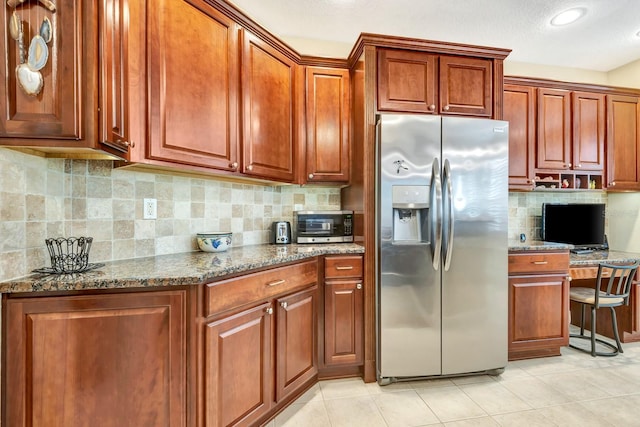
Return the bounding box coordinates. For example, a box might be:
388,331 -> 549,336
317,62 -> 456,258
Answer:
550,8 -> 586,26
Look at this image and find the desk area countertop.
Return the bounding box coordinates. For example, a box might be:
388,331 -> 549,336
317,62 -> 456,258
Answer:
508,240 -> 640,267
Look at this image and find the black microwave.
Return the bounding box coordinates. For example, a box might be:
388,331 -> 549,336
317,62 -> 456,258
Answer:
294,210 -> 354,243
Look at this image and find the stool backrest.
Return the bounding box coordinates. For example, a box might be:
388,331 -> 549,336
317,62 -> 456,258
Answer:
595,262 -> 639,307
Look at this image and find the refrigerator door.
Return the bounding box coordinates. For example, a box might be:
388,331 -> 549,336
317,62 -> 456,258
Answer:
377,114 -> 442,378
441,117 -> 509,375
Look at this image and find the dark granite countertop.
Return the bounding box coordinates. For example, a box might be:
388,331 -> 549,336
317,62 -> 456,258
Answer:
508,239 -> 573,252
0,243 -> 365,294
568,250 -> 640,267
508,240 -> 640,267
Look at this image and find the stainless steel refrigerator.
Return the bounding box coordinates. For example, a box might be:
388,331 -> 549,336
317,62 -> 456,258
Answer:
376,113 -> 508,384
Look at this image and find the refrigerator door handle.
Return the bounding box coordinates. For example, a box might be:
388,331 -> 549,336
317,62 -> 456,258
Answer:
429,158 -> 443,270
442,158 -> 454,271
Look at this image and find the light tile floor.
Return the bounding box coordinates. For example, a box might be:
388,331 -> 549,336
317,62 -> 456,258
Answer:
266,336 -> 640,426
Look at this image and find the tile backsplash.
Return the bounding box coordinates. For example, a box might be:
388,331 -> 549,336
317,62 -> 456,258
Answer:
508,191 -> 608,242
0,146 -> 613,282
0,148 -> 340,281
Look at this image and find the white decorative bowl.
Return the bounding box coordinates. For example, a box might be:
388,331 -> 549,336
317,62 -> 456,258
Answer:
196,232 -> 232,253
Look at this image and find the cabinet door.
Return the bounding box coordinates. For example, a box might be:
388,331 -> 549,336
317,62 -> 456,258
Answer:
275,286 -> 318,401
241,30 -> 299,182
607,95 -> 640,191
99,0 -> 144,155
205,302 -> 272,427
324,281 -> 363,366
4,290 -> 186,427
572,91 -> 605,171
377,49 -> 438,113
147,0 -> 240,171
439,56 -> 493,117
508,274 -> 569,360
504,85 -> 535,190
305,67 -> 350,183
0,0 -> 92,142
536,88 -> 571,170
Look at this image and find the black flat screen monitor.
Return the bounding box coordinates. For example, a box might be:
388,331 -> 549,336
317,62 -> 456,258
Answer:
541,203 -> 607,249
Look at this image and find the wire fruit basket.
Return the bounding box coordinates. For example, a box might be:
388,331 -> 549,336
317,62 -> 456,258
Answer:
33,237 -> 103,274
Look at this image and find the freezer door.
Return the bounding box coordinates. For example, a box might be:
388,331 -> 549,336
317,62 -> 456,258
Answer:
441,117 -> 509,375
377,114 -> 442,378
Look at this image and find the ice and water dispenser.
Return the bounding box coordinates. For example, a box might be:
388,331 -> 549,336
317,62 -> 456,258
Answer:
391,185 -> 429,243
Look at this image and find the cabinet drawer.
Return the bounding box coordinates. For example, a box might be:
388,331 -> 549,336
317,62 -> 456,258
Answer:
205,259 -> 318,316
325,256 -> 363,279
508,251 -> 569,275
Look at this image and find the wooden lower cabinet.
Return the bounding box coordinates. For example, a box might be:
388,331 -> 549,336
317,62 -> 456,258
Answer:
508,250 -> 570,360
205,302 -> 273,427
3,289 -> 187,427
203,263 -> 318,427
321,255 -> 364,373
275,287 -> 318,401
324,281 -> 363,366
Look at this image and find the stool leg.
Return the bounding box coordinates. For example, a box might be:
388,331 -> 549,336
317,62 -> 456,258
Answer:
610,307 -> 624,354
580,304 -> 585,335
590,306 -> 597,357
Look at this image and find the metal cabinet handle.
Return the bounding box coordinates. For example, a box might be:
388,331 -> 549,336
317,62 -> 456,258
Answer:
229,162 -> 238,170
443,105 -> 450,111
356,283 -> 362,290
429,104 -> 436,111
267,279 -> 286,287
247,164 -> 253,171
532,261 -> 548,265
335,266 -> 353,270
266,307 -> 273,315
308,173 -> 314,179
281,301 -> 288,308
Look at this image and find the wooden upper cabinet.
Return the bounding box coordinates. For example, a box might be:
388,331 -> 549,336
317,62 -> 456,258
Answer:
439,56 -> 492,117
607,94 -> 640,191
572,91 -> 605,171
536,88 -> 571,170
99,0 -> 143,154
377,49 -> 438,113
504,84 -> 535,190
0,0 -> 97,144
147,0 -> 240,171
377,49 -> 493,117
305,67 -> 350,183
241,30 -> 299,182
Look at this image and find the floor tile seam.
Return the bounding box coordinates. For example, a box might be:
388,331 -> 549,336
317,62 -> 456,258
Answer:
533,371 -> 615,398
457,381 -> 534,416
414,385 -> 492,424
520,366 -> 587,377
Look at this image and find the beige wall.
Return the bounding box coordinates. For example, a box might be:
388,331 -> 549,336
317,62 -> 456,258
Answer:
503,61 -> 609,85
608,58 -> 640,89
0,148 -> 341,282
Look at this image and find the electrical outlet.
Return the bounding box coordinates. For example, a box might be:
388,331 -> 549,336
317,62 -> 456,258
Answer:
143,198 -> 157,220
294,204 -> 303,211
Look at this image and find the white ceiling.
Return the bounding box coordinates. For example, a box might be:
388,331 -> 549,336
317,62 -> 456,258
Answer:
227,0 -> 640,72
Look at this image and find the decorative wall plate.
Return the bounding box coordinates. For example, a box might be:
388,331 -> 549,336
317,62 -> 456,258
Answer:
27,34 -> 48,70
16,63 -> 43,96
